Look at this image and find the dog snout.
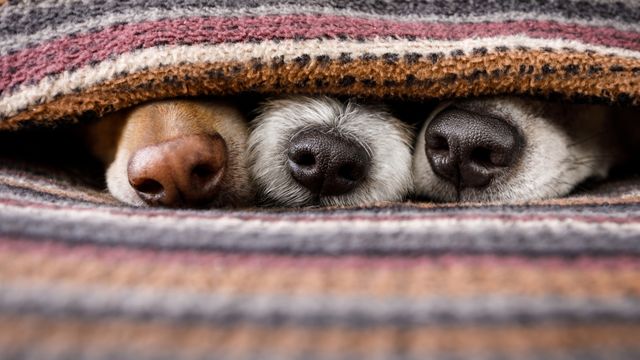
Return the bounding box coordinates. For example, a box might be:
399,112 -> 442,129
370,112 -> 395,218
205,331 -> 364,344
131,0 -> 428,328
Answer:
287,129 -> 371,197
424,107 -> 523,189
127,133 -> 227,207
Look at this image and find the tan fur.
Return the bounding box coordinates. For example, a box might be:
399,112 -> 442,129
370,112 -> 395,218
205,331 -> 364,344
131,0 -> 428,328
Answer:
85,99 -> 253,207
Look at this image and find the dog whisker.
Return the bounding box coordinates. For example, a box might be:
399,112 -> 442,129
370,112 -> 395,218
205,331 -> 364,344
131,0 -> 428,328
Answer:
412,96 -> 625,202
86,100 -> 254,208
248,95 -> 414,207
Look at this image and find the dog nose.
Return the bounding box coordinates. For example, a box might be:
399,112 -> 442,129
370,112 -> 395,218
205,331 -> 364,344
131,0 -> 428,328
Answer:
424,107 -> 523,189
127,134 -> 227,207
287,129 -> 371,197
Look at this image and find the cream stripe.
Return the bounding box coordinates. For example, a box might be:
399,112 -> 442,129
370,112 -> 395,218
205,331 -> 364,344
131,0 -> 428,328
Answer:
3,36 -> 640,119
2,6 -> 640,54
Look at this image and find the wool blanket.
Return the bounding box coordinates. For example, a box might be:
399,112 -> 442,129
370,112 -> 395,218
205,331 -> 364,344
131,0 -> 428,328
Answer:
1,1 -> 639,359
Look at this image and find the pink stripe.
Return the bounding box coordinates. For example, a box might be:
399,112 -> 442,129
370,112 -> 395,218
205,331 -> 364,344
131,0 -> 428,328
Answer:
2,15 -> 639,93
1,196 -> 639,224
1,236 -> 639,270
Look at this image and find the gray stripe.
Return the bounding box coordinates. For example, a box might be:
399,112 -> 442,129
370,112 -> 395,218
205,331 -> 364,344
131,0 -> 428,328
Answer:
2,5 -> 640,56
0,173 -> 120,202
1,0 -> 639,38
0,202 -> 638,254
0,350 -> 296,360
1,281 -> 639,326
0,349 -> 187,360
3,180 -> 640,219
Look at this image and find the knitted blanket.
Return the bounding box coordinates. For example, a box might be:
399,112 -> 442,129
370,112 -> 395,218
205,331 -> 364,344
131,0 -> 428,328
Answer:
1,1 -> 640,359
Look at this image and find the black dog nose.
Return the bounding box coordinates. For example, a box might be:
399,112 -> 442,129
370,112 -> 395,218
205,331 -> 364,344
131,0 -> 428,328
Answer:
424,107 -> 524,189
287,129 -> 371,196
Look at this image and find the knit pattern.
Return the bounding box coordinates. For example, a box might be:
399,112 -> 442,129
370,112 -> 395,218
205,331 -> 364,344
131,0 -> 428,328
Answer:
1,157 -> 640,359
1,0 -> 640,129
1,1 -> 640,359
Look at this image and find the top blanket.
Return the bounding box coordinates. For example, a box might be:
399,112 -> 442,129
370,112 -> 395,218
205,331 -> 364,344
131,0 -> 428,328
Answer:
1,0 -> 639,130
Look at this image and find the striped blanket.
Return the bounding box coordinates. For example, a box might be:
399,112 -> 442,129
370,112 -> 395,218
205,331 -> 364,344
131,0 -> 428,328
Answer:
1,1 -> 639,359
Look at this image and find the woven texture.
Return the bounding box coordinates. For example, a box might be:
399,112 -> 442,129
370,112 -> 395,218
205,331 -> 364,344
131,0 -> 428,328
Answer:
1,0 -> 640,129
1,1 -> 640,359
1,158 -> 640,359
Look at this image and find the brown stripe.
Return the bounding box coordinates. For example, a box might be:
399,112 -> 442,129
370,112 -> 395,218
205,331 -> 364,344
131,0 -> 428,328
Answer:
1,314 -> 639,356
2,250 -> 639,298
3,49 -> 639,130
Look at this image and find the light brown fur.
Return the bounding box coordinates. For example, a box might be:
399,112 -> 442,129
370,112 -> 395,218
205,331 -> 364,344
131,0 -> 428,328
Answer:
85,99 -> 253,207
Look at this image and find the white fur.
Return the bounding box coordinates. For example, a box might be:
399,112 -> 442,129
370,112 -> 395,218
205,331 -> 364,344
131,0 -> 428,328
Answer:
106,148 -> 146,206
413,97 -> 616,202
249,96 -> 414,207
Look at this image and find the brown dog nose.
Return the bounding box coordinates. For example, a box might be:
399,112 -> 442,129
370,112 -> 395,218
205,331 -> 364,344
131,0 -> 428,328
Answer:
287,129 -> 371,197
424,107 -> 523,189
127,134 -> 227,207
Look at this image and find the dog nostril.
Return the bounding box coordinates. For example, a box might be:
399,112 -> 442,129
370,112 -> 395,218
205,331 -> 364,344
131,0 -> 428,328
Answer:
337,163 -> 364,182
291,151 -> 316,167
133,178 -> 164,195
470,147 -> 493,167
191,164 -> 214,180
427,135 -> 449,152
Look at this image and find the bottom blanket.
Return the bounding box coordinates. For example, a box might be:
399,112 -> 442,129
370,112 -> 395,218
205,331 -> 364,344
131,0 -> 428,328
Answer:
0,157 -> 639,359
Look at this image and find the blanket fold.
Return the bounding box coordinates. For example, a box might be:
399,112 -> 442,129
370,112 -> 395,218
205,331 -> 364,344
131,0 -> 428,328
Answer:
1,0 -> 639,129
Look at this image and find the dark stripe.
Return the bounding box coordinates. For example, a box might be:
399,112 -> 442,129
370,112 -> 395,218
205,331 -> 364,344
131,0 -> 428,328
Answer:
2,0 -> 640,37
0,349 -> 199,360
0,348 -> 638,360
2,282 -> 640,327
0,205 -> 638,255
